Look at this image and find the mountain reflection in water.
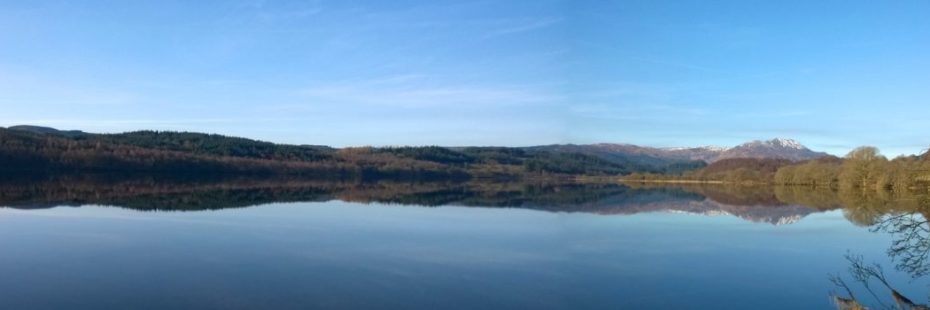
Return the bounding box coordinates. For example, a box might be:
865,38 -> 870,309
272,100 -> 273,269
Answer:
4,175 -> 930,309
0,175 -> 844,225
2,175 -> 927,228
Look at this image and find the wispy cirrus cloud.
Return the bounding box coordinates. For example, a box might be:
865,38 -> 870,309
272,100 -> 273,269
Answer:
298,86 -> 558,108
482,17 -> 563,39
293,75 -> 560,108
245,0 -> 324,21
0,117 -> 316,131
0,69 -> 140,107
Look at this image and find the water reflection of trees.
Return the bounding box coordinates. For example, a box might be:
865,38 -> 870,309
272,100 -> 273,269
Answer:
0,174 -> 671,212
2,175 -> 927,224
830,253 -> 930,310
769,178 -> 930,308
837,190 -> 930,280
826,190 -> 930,309
874,212 -> 930,279
824,190 -> 930,283
10,175 -> 930,308
0,175 -> 837,221
628,183 -> 787,206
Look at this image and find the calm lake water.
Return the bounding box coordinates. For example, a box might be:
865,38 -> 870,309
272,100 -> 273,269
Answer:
1,179 -> 928,309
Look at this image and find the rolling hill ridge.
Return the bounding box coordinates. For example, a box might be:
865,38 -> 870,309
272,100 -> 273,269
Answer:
527,138 -> 829,171
0,125 -> 832,179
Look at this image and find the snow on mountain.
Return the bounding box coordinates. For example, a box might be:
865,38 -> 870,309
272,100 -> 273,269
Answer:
717,138 -> 827,162
528,138 -> 829,168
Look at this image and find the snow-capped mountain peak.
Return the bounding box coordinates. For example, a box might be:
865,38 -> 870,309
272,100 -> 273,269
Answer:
768,138 -> 805,150
718,138 -> 825,161
738,138 -> 807,150
528,137 -> 828,167
698,145 -> 730,152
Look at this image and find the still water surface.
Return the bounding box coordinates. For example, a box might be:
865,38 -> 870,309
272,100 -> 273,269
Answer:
0,180 -> 927,309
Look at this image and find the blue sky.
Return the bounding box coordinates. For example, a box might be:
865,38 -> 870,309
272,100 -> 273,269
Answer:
1,0 -> 928,156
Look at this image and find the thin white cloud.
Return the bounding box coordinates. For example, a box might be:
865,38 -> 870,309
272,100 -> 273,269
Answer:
0,68 -> 140,107
733,110 -> 812,118
627,56 -> 719,73
569,103 -> 708,121
248,0 -> 323,22
364,74 -> 430,85
0,117 -> 315,131
298,86 -> 558,108
294,75 -> 560,108
482,17 -> 562,39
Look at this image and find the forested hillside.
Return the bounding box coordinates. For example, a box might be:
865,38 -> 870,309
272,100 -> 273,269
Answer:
0,127 -> 636,180
523,144 -> 708,174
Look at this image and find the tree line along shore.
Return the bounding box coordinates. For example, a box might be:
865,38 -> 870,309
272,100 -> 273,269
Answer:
3,127 -> 928,191
624,147 -> 930,192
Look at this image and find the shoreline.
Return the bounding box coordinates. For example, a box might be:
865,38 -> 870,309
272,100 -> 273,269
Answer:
618,179 -> 726,185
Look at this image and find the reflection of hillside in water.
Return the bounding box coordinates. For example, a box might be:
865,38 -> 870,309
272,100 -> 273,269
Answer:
6,175 -> 926,226
594,198 -> 818,225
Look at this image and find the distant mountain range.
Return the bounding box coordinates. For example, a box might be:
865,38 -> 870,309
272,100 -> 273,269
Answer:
4,125 -> 828,161
1,125 -> 829,177
7,125 -> 88,137
527,138 -> 829,170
